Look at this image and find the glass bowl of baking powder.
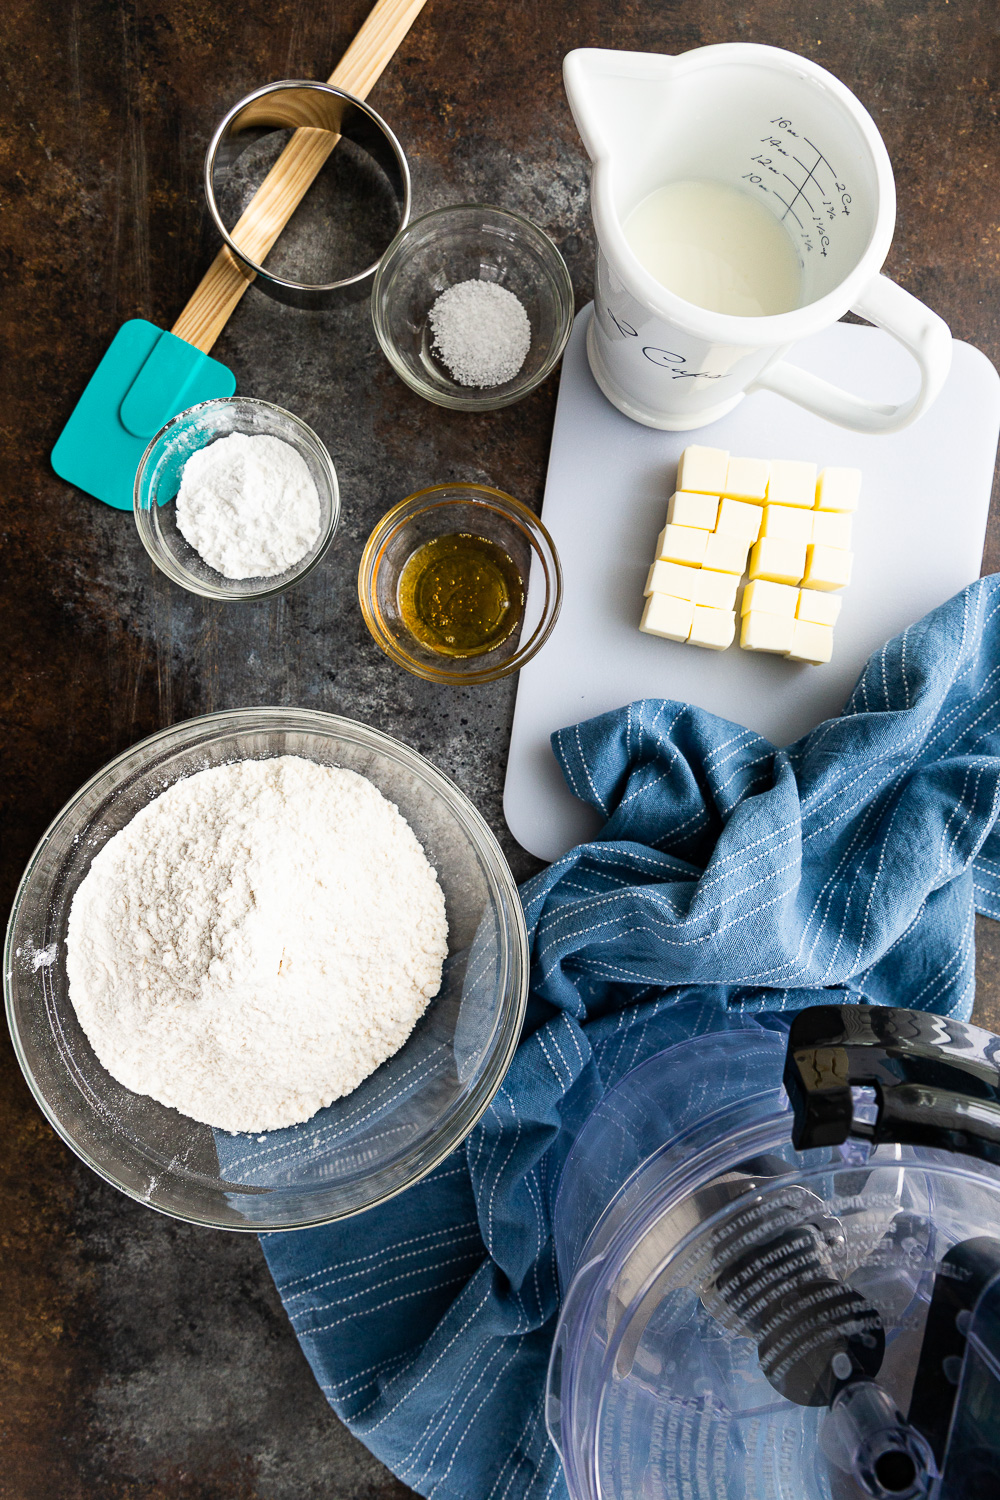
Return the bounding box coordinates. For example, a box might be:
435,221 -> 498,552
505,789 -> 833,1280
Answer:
4,709 -> 529,1230
371,204 -> 575,411
134,397 -> 340,601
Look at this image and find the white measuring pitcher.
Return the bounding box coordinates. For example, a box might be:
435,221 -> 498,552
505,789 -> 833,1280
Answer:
564,44 -> 953,433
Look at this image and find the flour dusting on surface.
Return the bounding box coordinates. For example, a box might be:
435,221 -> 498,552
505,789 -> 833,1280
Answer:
175,433 -> 322,580
65,757 -> 448,1133
16,941 -> 58,971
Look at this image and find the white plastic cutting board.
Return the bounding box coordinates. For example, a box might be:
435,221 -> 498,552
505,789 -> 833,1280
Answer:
505,306 -> 1000,863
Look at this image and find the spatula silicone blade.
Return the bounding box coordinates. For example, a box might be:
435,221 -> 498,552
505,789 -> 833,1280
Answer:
52,322 -> 236,510
51,0 -> 428,511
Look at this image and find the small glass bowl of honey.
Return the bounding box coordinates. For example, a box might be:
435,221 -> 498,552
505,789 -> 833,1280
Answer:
358,484 -> 562,684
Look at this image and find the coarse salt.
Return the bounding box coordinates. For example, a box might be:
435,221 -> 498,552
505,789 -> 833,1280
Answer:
428,279 -> 531,388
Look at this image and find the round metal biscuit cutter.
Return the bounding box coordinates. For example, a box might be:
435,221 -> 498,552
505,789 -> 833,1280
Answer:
204,79 -> 411,309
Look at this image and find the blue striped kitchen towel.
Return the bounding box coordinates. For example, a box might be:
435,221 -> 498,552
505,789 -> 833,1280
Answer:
262,576 -> 1000,1500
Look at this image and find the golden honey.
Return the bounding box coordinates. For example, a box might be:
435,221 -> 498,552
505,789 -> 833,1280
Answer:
398,533 -> 524,657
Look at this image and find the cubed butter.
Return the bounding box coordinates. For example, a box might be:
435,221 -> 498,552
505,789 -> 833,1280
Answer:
749,536 -> 806,586
724,456 -> 770,501
656,523 -> 710,567
811,510 -> 853,549
815,466 -> 861,512
741,611 -> 796,654
702,532 -> 750,575
740,580 -> 800,617
760,504 -> 814,545
644,560 -> 700,600
803,544 -> 853,591
647,451 -> 857,661
640,593 -> 694,642
715,497 -> 763,542
797,588 -> 843,626
766,459 -> 817,508
677,445 -> 730,495
787,619 -> 834,664
667,490 -> 720,530
688,605 -> 736,651
695,569 -> 739,610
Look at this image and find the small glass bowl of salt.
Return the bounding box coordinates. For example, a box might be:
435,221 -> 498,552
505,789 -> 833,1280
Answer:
371,204 -> 575,411
133,396 -> 340,602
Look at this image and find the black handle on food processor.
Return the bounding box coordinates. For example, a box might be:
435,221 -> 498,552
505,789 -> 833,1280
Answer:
783,1004 -> 1000,1160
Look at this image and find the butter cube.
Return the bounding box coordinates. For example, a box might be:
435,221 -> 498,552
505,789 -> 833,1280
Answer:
688,605 -> 736,651
741,611 -> 796,654
797,589 -> 843,626
766,459 -> 817,508
644,560 -> 700,600
741,580 -> 800,617
749,537 -> 806,586
724,456 -> 770,501
646,562 -> 737,610
695,570 -> 739,610
803,544 -> 853,591
788,619 -> 834,664
677,445 -> 729,495
656,523 -> 709,567
667,490 -> 720,530
760,504 -> 814,545
716,497 -> 763,542
815,466 -> 861,512
702,532 -> 750,575
811,510 -> 853,549
640,593 -> 694,641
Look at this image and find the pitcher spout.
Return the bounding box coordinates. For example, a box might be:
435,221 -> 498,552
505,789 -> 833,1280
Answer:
563,48 -> 677,168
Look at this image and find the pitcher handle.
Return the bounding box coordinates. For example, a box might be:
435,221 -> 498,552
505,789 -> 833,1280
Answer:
749,275 -> 953,435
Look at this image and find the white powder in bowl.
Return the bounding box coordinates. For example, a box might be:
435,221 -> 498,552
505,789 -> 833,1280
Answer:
65,756 -> 449,1134
175,432 -> 322,580
428,279 -> 531,387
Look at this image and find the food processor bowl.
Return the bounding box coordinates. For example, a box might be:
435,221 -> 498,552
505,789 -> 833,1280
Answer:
5,709 -> 529,1230
547,1006 -> 1000,1500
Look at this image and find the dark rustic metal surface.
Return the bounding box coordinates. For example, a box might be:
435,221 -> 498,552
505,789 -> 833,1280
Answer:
2,1 -> 999,1495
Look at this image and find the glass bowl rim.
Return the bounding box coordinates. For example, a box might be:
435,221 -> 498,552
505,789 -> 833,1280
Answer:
370,202 -> 576,411
4,706 -> 530,1231
132,396 -> 341,603
358,482 -> 564,684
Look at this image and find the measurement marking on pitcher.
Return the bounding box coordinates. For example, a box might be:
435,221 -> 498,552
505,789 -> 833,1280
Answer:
779,151 -> 827,224
783,171 -> 815,216
802,137 -> 839,175
744,120 -> 853,255
771,192 -> 805,229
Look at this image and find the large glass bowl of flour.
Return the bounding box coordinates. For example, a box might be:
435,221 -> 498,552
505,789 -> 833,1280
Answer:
4,709 -> 529,1230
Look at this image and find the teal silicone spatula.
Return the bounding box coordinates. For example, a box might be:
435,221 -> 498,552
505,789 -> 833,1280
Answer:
52,0 -> 428,510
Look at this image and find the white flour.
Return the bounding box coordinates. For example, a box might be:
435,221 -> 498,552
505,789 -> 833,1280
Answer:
428,279 -> 531,386
175,433 -> 322,580
65,757 -> 448,1133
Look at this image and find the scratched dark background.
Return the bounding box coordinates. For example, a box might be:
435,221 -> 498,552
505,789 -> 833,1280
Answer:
2,1 -> 1000,1496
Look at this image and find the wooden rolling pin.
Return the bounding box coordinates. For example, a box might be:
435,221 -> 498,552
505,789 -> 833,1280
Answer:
171,0 -> 427,352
